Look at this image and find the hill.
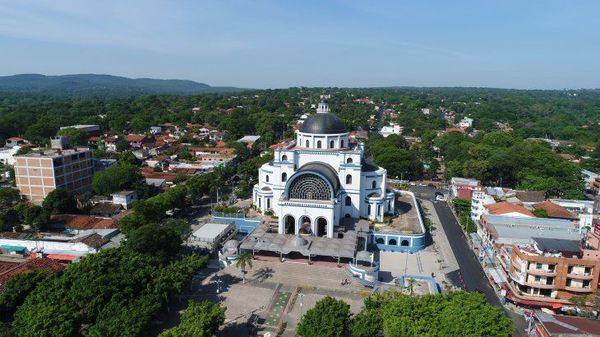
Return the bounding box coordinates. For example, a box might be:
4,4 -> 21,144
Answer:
0,74 -> 243,97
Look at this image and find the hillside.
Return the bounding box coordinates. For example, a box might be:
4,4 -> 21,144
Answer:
0,74 -> 243,97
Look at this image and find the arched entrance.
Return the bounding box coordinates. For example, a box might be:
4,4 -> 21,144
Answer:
316,217 -> 327,237
284,215 -> 295,234
299,216 -> 312,235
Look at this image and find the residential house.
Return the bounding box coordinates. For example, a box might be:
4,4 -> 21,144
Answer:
379,123 -> 403,138
111,191 -> 138,209
450,177 -> 482,200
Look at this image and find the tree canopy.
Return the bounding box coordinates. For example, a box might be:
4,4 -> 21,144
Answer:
10,249 -> 208,337
297,296 -> 351,337
158,301 -> 225,337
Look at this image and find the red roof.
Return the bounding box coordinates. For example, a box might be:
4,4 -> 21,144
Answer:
126,134 -> 146,142
446,127 -> 466,133
533,201 -> 577,219
50,214 -> 119,230
486,202 -> 534,217
0,258 -> 65,287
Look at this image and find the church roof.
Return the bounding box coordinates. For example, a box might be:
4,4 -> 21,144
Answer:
299,112 -> 347,134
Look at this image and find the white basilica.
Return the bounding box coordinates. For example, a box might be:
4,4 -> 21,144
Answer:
252,100 -> 395,239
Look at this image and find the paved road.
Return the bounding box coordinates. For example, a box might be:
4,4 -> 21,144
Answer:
411,186 -> 528,336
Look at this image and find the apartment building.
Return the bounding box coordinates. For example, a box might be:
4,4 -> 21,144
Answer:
14,141 -> 93,204
502,234 -> 600,307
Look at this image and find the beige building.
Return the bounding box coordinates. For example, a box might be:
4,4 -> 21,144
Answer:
14,147 -> 93,204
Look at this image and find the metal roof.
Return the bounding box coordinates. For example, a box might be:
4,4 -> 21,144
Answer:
192,223 -> 234,243
532,237 -> 581,254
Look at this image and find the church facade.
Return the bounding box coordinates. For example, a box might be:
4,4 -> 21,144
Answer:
253,101 -> 395,239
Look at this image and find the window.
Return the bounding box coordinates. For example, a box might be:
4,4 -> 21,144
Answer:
367,204 -> 371,215
341,140 -> 344,147
282,155 -> 288,161
265,175 -> 269,183
345,196 -> 351,206
372,180 -> 376,189
536,263 -> 542,270
281,172 -> 287,182
378,205 -> 382,216
266,198 -> 270,209
306,140 -> 310,147
534,276 -> 541,283
288,174 -> 332,200
317,140 -> 322,149
346,157 -> 353,164
345,174 -> 352,184
329,140 -> 334,148
401,239 -> 410,246
388,239 -> 397,246
376,238 -> 384,244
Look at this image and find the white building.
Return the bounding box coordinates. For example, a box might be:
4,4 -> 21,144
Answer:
471,191 -> 496,222
111,191 -> 138,209
253,101 -> 395,238
0,145 -> 22,166
379,123 -> 403,138
458,117 -> 474,129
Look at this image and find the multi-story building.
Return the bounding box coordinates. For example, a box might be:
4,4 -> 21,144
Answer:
471,191 -> 496,222
14,139 -> 93,204
501,233 -> 600,307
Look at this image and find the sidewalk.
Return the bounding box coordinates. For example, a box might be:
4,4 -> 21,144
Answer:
420,199 -> 459,273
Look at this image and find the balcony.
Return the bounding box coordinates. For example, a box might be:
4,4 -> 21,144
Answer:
527,269 -> 556,276
567,272 -> 594,280
565,286 -> 593,293
525,281 -> 555,290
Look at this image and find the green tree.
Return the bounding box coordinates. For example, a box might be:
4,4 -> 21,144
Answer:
158,301 -> 225,337
0,188 -> 21,208
350,308 -> 383,337
92,164 -> 144,196
0,271 -> 52,320
42,188 -> 76,214
57,127 -> 87,146
15,204 -> 49,231
235,251 -> 253,284
297,296 -> 350,337
125,224 -> 182,261
0,208 -> 19,232
532,208 -> 548,217
11,249 -> 208,337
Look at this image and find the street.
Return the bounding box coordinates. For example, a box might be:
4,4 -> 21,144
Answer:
411,186 -> 528,336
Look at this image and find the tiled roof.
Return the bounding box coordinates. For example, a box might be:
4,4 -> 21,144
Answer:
533,201 -> 577,219
76,234 -> 109,250
126,134 -> 146,142
0,258 -> 65,288
515,191 -> 545,203
486,202 -> 534,217
50,214 -> 119,230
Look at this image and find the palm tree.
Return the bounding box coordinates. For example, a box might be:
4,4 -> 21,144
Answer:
236,251 -> 253,284
406,278 -> 418,296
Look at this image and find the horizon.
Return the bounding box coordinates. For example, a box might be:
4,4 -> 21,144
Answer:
4,73 -> 600,91
1,1 -> 599,89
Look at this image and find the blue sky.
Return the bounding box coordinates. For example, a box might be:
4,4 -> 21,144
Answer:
0,0 -> 598,89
